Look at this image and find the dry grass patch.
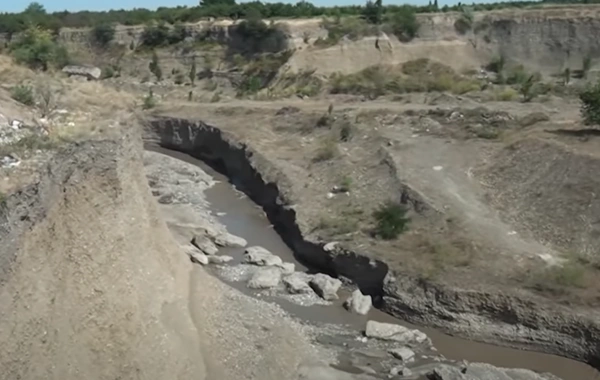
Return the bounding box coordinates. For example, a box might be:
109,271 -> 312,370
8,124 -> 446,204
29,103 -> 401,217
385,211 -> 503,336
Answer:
329,59 -> 482,98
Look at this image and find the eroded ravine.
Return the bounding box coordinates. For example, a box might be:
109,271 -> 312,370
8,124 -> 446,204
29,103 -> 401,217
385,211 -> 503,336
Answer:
152,147 -> 600,380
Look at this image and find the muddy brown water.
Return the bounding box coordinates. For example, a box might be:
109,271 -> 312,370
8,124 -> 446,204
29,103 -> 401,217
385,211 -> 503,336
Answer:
152,148 -> 599,380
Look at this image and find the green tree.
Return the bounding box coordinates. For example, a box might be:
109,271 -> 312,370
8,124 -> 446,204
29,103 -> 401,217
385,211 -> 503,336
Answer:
580,81 -> 600,125
149,51 -> 162,81
362,0 -> 382,24
24,2 -> 46,14
91,23 -> 115,47
200,0 -> 236,6
10,26 -> 69,70
388,6 -> 419,41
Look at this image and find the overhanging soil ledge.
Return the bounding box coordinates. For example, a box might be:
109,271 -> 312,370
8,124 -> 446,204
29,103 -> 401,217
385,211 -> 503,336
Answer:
142,115 -> 600,372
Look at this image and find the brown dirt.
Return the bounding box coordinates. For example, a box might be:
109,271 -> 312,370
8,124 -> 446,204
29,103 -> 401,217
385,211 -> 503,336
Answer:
154,93 -> 600,307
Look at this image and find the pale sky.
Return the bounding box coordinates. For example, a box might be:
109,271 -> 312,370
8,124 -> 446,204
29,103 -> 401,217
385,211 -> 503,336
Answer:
1,0 -> 459,13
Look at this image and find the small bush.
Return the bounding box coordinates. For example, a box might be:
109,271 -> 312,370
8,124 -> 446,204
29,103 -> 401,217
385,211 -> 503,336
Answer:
142,90 -> 156,109
174,73 -> 185,85
454,7 -> 474,34
149,51 -> 162,81
530,260 -> 587,294
313,138 -> 338,162
372,201 -> 409,239
91,23 -> 115,47
141,23 -> 170,48
339,176 -> 352,192
339,120 -> 355,141
580,81 -> 600,125
11,85 -> 35,106
494,87 -> 519,101
101,66 -> 115,79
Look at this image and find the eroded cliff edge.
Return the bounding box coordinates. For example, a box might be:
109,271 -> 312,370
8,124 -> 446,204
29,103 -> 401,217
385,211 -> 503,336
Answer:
143,115 -> 600,372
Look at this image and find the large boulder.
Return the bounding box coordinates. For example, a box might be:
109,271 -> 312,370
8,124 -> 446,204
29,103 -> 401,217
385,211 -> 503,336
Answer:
183,244 -> 209,265
343,289 -> 372,315
310,273 -> 342,301
244,246 -> 283,266
365,321 -> 428,345
283,272 -> 314,294
426,363 -> 562,380
62,65 -> 102,80
248,267 -> 282,289
192,235 -> 219,255
388,347 -> 415,363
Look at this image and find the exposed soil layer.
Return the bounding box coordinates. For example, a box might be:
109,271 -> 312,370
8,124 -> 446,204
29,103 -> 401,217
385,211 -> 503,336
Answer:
142,116 -> 600,374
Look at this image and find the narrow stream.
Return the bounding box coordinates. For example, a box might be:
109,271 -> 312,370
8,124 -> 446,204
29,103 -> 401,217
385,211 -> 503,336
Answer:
152,147 -> 599,380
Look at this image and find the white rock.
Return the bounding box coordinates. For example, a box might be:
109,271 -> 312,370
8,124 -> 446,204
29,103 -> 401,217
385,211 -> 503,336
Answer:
192,235 -> 219,255
309,273 -> 342,301
214,233 -> 247,248
343,289 -> 372,315
277,262 -> 295,275
183,244 -> 209,265
389,347 -> 415,363
365,321 -> 428,345
247,267 -> 282,289
389,365 -> 403,377
323,242 -> 339,252
244,246 -> 283,266
208,255 -> 234,264
283,272 -> 314,294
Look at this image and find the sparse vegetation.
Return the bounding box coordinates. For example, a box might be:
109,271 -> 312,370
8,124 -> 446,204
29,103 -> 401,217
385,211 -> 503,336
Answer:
237,51 -> 293,96
9,26 -> 69,71
210,91 -> 222,103
454,7 -> 474,34
149,51 -> 162,81
580,80 -> 600,125
386,6 -> 420,41
338,176 -> 352,192
519,75 -> 537,102
312,137 -> 338,162
486,55 -> 505,74
90,23 -> 115,47
330,60 -> 481,98
142,90 -> 157,109
10,85 -> 35,106
372,200 -> 409,240
315,17 -> 377,48
529,260 -> 587,294
583,54 -> 592,79
189,59 -> 197,86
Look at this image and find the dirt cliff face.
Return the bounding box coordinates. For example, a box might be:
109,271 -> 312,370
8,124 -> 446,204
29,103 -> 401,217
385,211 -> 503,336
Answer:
0,127 -> 209,379
0,123 -> 323,380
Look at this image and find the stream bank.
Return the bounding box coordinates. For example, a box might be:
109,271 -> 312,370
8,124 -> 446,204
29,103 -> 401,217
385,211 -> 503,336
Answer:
142,116 -> 600,379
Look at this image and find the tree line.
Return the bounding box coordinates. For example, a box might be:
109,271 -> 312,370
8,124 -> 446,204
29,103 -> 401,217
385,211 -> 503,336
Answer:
0,0 -> 585,36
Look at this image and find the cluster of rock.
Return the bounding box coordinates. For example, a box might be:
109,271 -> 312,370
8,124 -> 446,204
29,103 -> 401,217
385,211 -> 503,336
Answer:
184,226 -> 247,265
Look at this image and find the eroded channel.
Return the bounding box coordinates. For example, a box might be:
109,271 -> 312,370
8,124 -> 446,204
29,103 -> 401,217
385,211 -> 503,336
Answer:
147,146 -> 599,380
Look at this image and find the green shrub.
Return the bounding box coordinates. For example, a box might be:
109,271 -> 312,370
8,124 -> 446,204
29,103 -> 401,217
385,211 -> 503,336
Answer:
362,0 -> 382,25
494,87 -> 519,101
386,6 -> 419,42
141,23 -> 170,47
149,50 -> 162,81
10,27 -> 69,70
142,90 -> 156,109
372,200 -> 409,239
313,138 -> 338,162
10,84 -> 35,106
580,81 -> 600,125
454,7 -> 473,34
91,23 -> 115,47
101,66 -> 115,79
519,75 -> 537,102
174,73 -> 185,85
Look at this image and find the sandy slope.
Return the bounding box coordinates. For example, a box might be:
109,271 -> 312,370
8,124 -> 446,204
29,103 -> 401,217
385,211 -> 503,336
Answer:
0,124 -> 325,380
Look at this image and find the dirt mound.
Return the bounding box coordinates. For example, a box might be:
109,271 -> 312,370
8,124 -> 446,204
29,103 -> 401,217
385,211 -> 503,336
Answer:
480,137 -> 600,257
0,124 -> 321,379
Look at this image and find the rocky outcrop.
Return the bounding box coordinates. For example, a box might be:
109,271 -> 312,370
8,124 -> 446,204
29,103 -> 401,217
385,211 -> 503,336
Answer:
142,116 -> 600,372
310,273 -> 342,301
344,289 -> 372,315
